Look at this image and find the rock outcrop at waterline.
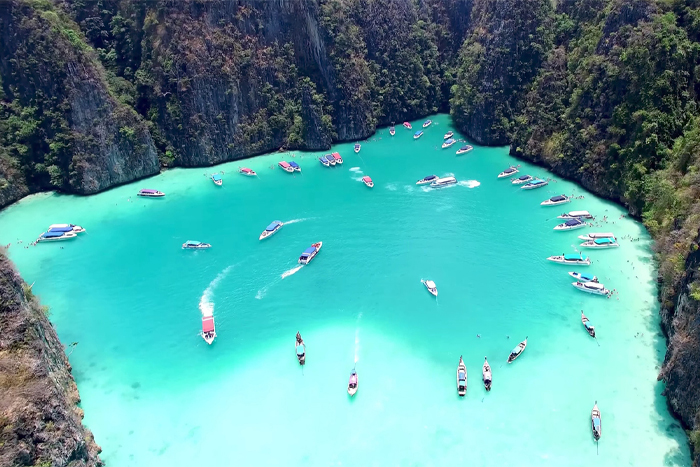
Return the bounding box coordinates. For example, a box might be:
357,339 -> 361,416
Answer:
0,250 -> 103,467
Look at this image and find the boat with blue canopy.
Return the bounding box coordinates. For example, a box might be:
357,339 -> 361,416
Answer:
354,143 -> 361,153
48,224 -> 86,234
521,179 -> 548,190
511,175 -> 533,185
211,173 -> 223,186
498,166 -> 519,178
441,138 -> 456,149
444,131 -> 454,140
541,195 -> 570,206
456,145 -> 473,155
182,240 -> 211,250
414,130 -> 423,139
319,156 -> 330,167
573,281 -> 611,296
289,161 -> 301,172
389,125 -> 396,136
456,356 -> 467,396
591,403 -> 602,441
580,237 -> 619,248
298,242 -> 322,265
259,220 -> 284,240
507,337 -> 527,364
569,271 -> 598,282
37,230 -> 78,242
422,119 -> 432,128
554,218 -> 586,231
581,311 -> 595,337
547,253 -> 591,265
416,175 -> 439,185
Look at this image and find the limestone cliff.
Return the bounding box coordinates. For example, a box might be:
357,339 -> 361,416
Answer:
0,250 -> 103,467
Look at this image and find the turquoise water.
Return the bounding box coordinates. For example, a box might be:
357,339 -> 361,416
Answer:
0,114 -> 690,466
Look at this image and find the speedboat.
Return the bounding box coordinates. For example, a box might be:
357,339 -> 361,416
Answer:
259,220 -> 284,240
390,125 -> 396,136
47,224 -> 85,234
569,271 -> 598,282
421,279 -> 438,297
295,332 -> 306,365
239,167 -> 257,176
482,357 -> 492,391
331,152 -> 343,164
416,175 -> 439,185
211,173 -> 223,186
354,143 -> 361,153
414,130 -> 423,139
581,311 -> 595,337
362,176 -> 374,188
348,369 -> 358,396
580,237 -> 619,248
456,145 -> 473,155
511,175 -> 533,185
554,218 -> 586,231
541,195 -> 570,206
137,189 -> 165,198
298,242 -> 322,265
498,166 -> 519,178
201,314 -> 216,344
547,253 -> 591,265
37,231 -> 78,242
422,120 -> 432,128
327,154 -> 337,166
578,232 -> 616,241
403,122 -> 412,129
521,179 -> 548,190
319,156 -> 330,167
182,240 -> 211,250
278,161 -> 295,173
591,402 -> 602,441
572,281 -> 611,296
289,161 -> 301,172
558,210 -> 594,220
444,131 -> 454,139
457,356 -> 467,396
430,176 -> 457,188
507,337 -> 527,364
441,138 -> 456,149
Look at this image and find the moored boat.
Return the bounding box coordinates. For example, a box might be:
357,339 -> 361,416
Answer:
547,253 -> 591,265
457,356 -> 467,397
354,143 -> 361,153
572,281 -> 611,296
482,357 -> 492,391
331,152 -> 343,164
569,271 -> 598,282
441,138 -> 456,149
259,220 -> 284,240
362,176 -> 374,188
137,189 -> 165,198
554,218 -> 587,231
239,167 -> 257,176
511,175 -> 533,185
295,332 -> 306,365
37,231 -> 78,242
422,119 -> 432,128
580,237 -> 619,248
430,176 -> 457,188
421,279 -> 438,297
414,130 -> 423,139
403,121 -> 412,129
348,369 -> 358,396
289,161 -> 301,172
211,173 -> 223,186
390,125 -> 396,136
456,145 -> 473,155
278,161 -> 295,173
416,175 -> 439,185
591,402 -> 602,441
541,195 -> 570,206
578,232 -> 616,241
498,166 -> 519,178
298,241 -> 322,265
444,131 -> 454,140
521,179 -> 548,190
182,240 -> 211,250
558,210 -> 594,220
47,224 -> 86,234
201,314 -> 216,344
581,311 -> 595,337
507,337 -> 528,363
319,156 -> 330,167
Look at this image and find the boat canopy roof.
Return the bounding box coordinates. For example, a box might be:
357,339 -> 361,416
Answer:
580,273 -> 595,281
459,145 -> 472,151
303,246 -> 316,254
279,161 -> 291,167
414,131 -> 423,136
362,176 -> 372,182
266,221 -> 282,231
593,418 -> 601,428
594,237 -> 615,244
139,189 -> 159,193
517,175 -> 530,180
528,179 -> 545,185
423,175 -> 438,180
584,282 -> 605,289
185,240 -> 202,246
444,138 -> 455,143
504,167 -> 516,172
565,219 -> 583,226
426,280 -> 436,288
564,253 -> 583,260
424,120 -> 431,123
296,346 -> 305,355
355,143 -> 360,147
320,156 -> 328,161
48,226 -> 73,232
241,167 -> 252,172
289,161 -> 300,168
202,316 -> 215,332
570,210 -> 591,216
550,195 -> 567,201
42,231 -> 65,238
585,321 -> 594,329
458,371 -> 466,380
332,152 -> 340,157
511,346 -> 522,354
212,174 -> 222,181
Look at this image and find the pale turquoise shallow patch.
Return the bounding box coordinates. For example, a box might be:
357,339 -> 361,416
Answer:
0,114 -> 689,466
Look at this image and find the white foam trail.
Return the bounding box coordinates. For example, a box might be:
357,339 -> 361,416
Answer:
281,265 -> 303,279
255,286 -> 268,300
199,265 -> 233,316
458,180 -> 481,188
404,185 -> 414,193
385,183 -> 397,191
354,328 -> 360,364
350,167 -> 361,171
284,218 -> 310,225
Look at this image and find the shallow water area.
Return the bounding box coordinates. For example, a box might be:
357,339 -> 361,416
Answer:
0,114 -> 690,466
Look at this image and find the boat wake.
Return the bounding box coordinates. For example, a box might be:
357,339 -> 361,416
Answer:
199,265 -> 233,316
349,167 -> 362,172
284,218 -> 312,225
354,312 -> 362,363
404,185 -> 414,193
281,265 -> 303,279
459,180 -> 481,189
385,183 -> 398,191
255,286 -> 268,300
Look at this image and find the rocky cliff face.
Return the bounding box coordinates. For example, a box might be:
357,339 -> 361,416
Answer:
0,251 -> 103,467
